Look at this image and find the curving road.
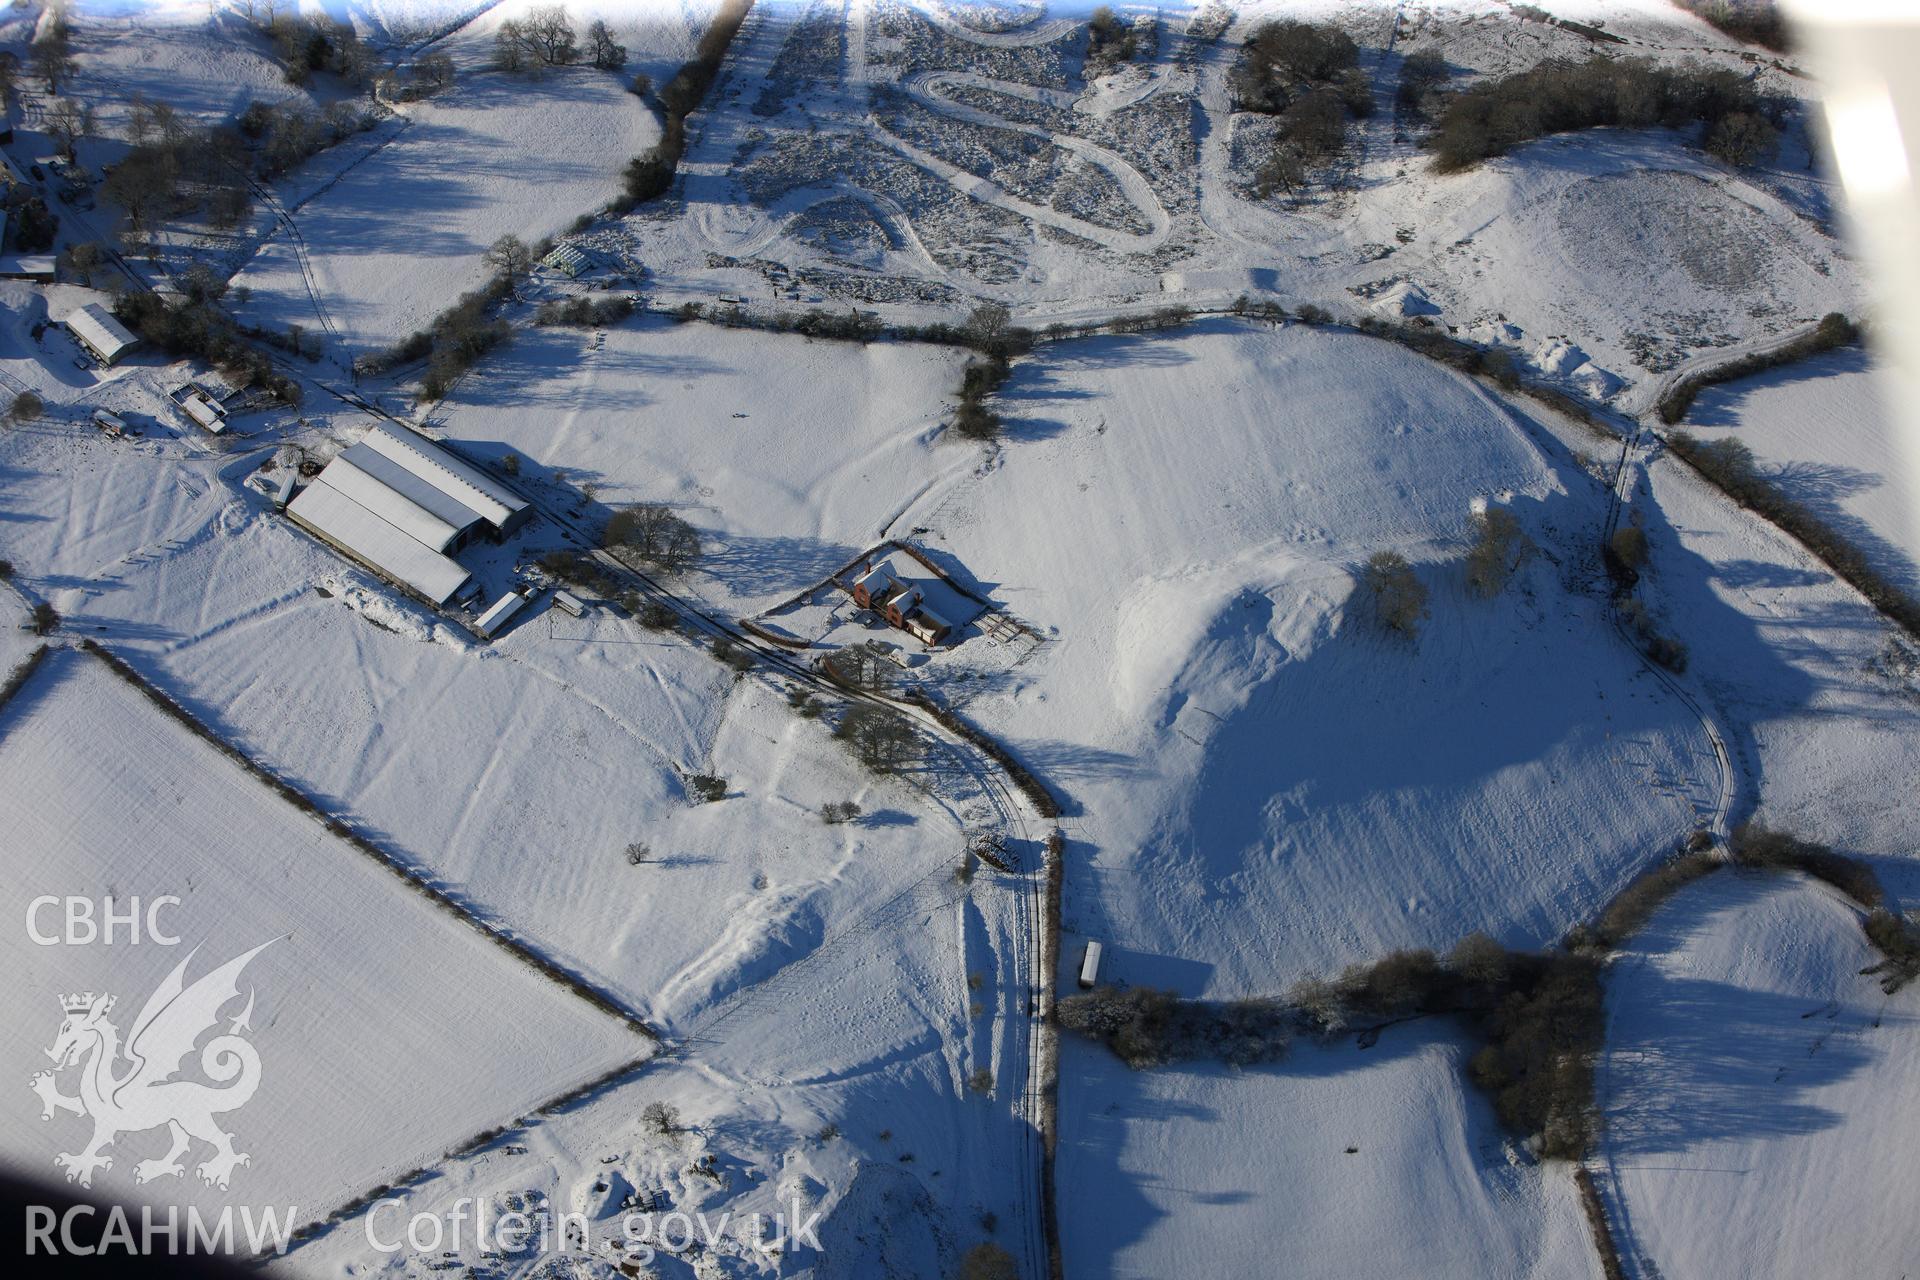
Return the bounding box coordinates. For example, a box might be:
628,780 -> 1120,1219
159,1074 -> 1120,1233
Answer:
912,0 -> 1078,49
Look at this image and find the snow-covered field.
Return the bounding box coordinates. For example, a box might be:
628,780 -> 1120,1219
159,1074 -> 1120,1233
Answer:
1682,349 -> 1919,597
0,407 -> 985,1034
561,0 -> 1859,412
1598,872 -> 1920,1280
434,314 -> 972,609
63,4 -> 331,132
1059,1032 -> 1599,1279
230,64 -> 657,361
0,647 -> 648,1227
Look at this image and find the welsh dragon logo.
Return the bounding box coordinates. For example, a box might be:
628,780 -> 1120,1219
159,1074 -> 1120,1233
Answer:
28,940 -> 274,1192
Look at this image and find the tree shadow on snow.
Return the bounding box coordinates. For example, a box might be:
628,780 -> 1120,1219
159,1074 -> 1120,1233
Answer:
703,533 -> 864,600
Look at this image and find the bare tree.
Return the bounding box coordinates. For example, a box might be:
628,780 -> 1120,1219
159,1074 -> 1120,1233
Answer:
32,8 -> 77,94
525,5 -> 580,65
640,1101 -> 679,1135
1464,506 -> 1532,597
415,51 -> 455,91
1256,142 -> 1306,198
101,147 -> 180,234
824,644 -> 891,692
482,233 -> 535,291
124,93 -> 157,147
604,503 -> 701,573
44,98 -> 94,162
148,99 -> 185,148
329,22 -> 376,86
493,18 -> 529,72
963,302 -> 1012,351
60,240 -> 103,285
1363,550 -> 1427,638
585,19 -> 627,70
834,703 -> 920,774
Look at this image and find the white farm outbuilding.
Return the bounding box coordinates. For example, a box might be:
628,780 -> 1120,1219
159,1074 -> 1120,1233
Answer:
64,303 -> 139,366
286,421 -> 529,606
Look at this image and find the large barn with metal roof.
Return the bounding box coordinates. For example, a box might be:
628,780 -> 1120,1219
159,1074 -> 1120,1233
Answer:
285,421 -> 529,606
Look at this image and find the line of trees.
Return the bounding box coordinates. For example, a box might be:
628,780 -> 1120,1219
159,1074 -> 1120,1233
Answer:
112,287 -> 302,405
1602,512 -> 1690,673
259,10 -> 377,88
393,278 -> 513,400
616,0 -> 754,209
534,295 -> 635,328
1673,0 -> 1792,53
102,95 -> 377,247
495,5 -> 628,74
1429,54 -> 1784,172
1059,986 -> 1291,1069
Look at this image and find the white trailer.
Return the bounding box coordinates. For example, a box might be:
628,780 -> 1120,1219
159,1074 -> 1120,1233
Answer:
552,589 -> 587,618
474,589 -> 528,639
1077,940 -> 1104,990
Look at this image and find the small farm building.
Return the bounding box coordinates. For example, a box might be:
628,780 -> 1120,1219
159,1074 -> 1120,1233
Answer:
65,303 -> 139,365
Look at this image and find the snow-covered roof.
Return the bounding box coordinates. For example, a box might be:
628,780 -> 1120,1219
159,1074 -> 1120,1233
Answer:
181,394 -> 224,433
328,445 -> 487,552
358,421 -> 527,533
542,245 -> 592,278
855,562 -> 903,594
314,455 -> 465,552
474,590 -> 528,637
65,303 -> 138,361
0,254 -> 53,279
285,480 -> 471,606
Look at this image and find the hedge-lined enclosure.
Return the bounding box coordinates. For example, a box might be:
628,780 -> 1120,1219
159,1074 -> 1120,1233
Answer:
1666,428 -> 1920,640
1656,313 -> 1857,424
1067,935 -> 1607,1158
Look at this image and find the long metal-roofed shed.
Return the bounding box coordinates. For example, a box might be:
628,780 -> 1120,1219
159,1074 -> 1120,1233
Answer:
284,421 -> 529,608
65,303 -> 140,366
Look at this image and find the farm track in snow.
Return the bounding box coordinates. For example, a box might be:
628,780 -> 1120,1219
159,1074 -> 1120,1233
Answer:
279,356 -> 1059,1280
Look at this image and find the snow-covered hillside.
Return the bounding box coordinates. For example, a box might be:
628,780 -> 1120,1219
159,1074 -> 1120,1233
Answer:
1599,872 -> 1920,1280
